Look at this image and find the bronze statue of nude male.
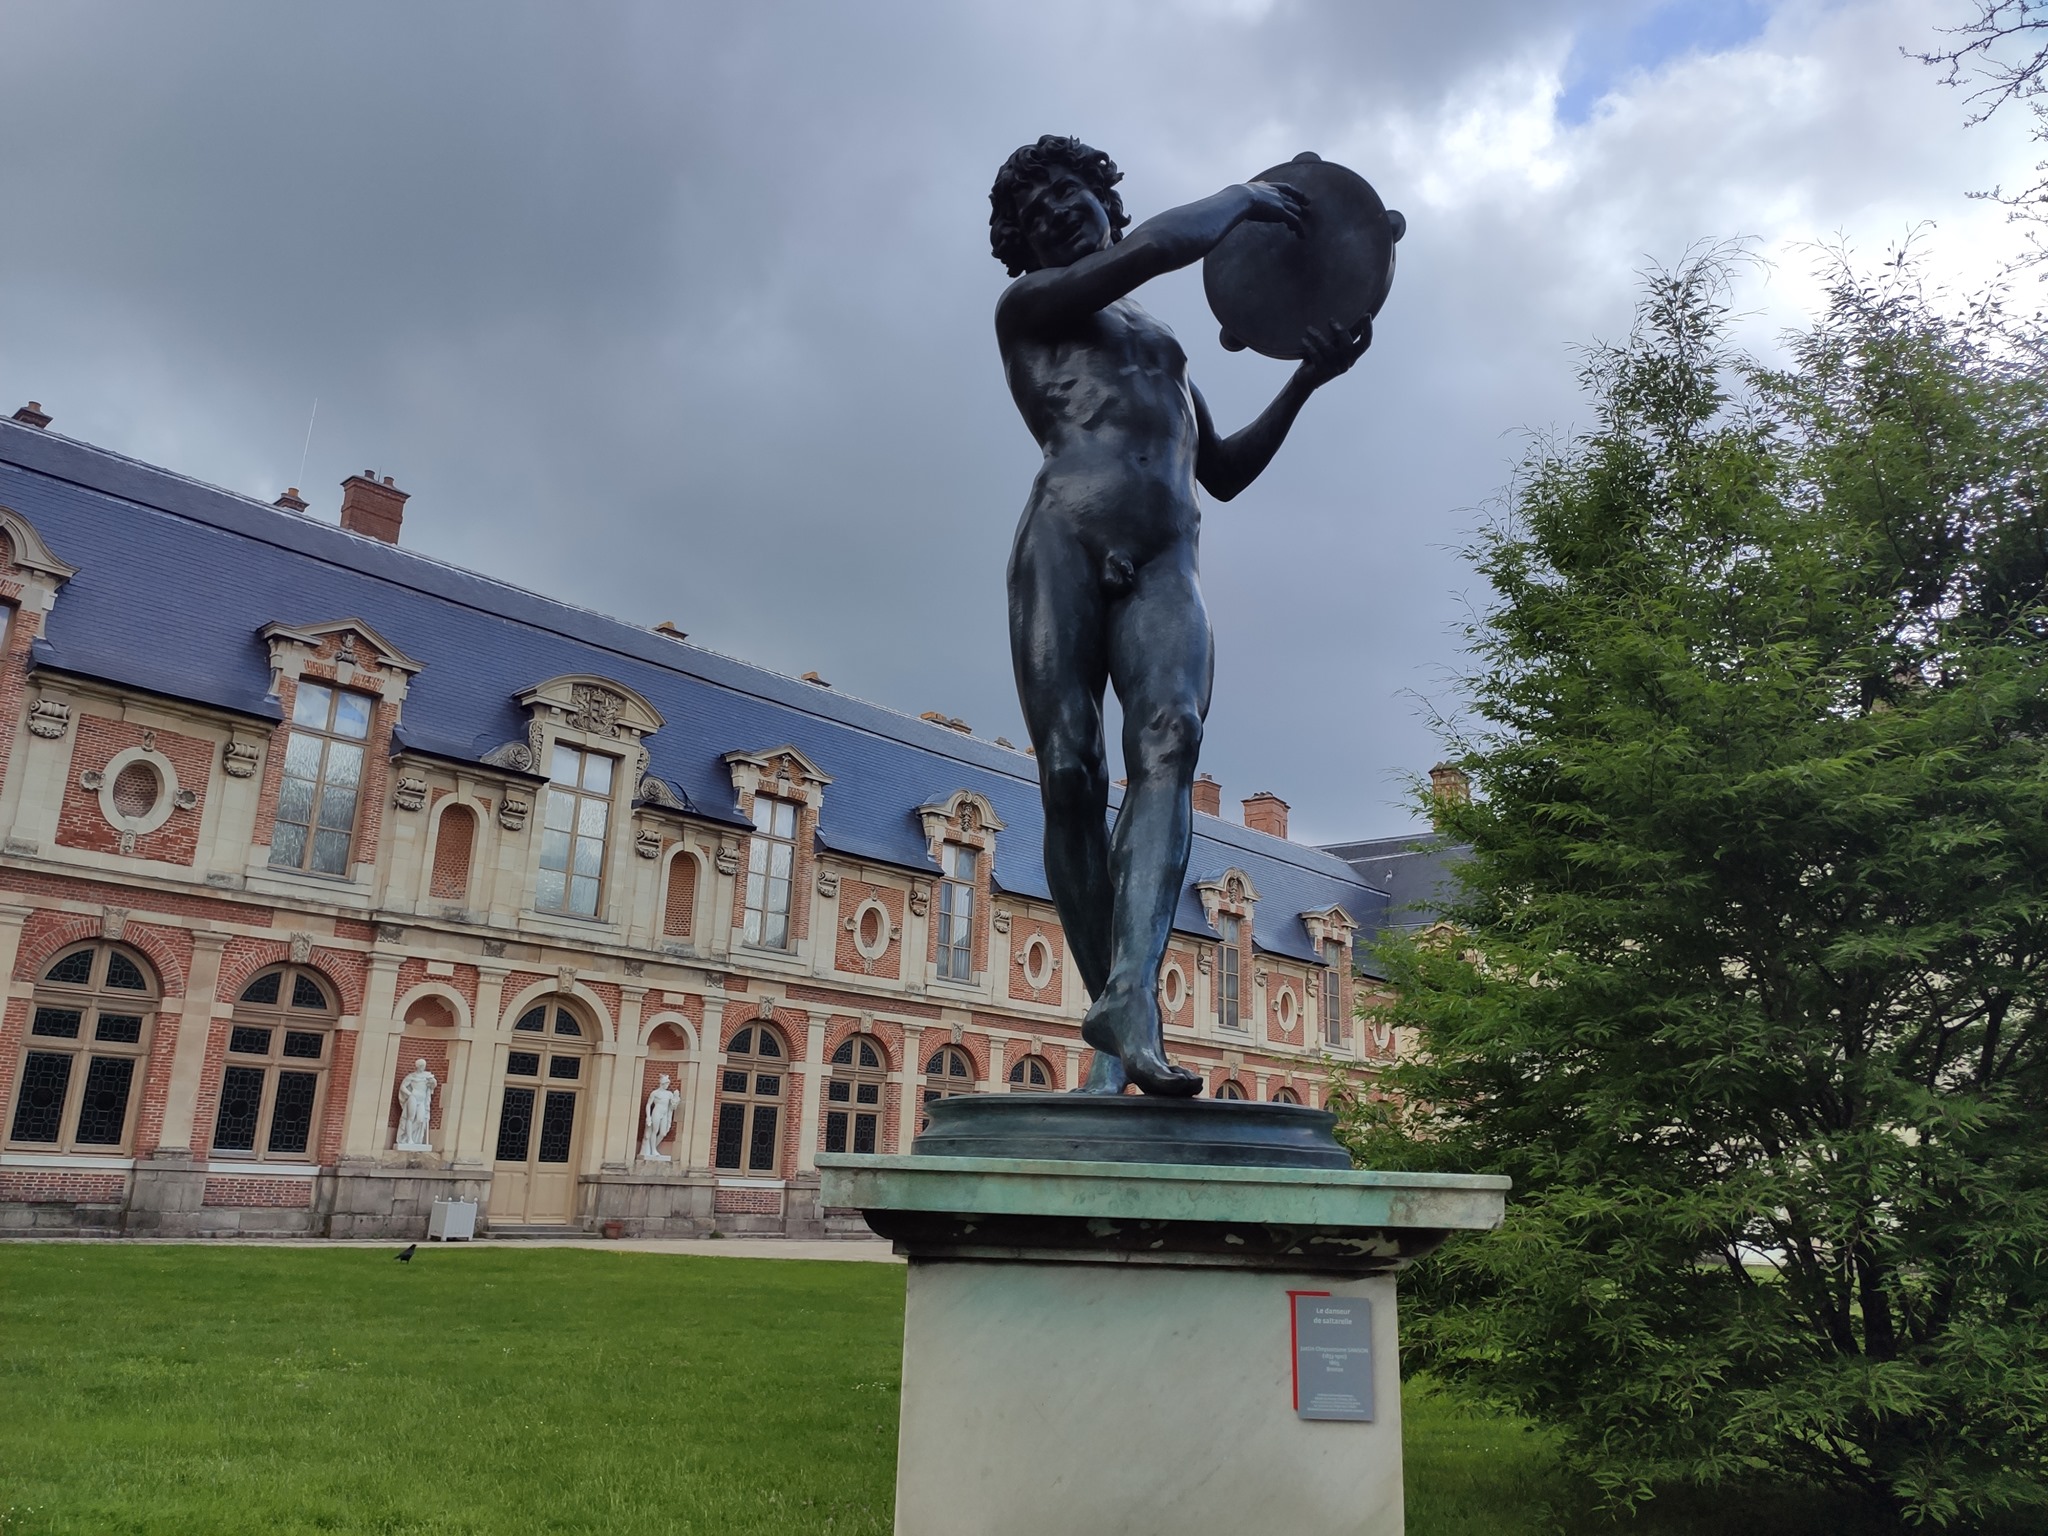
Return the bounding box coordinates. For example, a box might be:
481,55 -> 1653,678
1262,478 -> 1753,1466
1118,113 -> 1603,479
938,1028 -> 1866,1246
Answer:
990,135 -> 1374,1098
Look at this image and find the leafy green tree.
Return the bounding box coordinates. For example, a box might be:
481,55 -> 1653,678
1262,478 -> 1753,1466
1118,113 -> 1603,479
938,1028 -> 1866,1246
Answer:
1357,249 -> 2048,1527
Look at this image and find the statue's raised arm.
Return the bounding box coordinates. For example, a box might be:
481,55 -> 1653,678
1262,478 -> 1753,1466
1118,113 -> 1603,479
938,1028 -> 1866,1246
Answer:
994,170 -> 1307,339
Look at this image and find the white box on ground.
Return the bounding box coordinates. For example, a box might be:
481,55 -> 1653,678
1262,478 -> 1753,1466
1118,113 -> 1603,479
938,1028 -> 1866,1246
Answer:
428,1197 -> 477,1241
897,1259 -> 1402,1536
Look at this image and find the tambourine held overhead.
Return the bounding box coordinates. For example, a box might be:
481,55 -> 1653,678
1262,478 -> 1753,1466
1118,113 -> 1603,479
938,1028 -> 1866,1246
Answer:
1203,152 -> 1404,360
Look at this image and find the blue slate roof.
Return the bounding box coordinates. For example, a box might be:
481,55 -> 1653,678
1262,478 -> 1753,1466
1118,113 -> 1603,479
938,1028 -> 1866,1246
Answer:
0,418 -> 1388,964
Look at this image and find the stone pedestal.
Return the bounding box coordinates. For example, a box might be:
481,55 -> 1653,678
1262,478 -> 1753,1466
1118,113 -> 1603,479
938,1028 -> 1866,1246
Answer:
821,1131 -> 1507,1536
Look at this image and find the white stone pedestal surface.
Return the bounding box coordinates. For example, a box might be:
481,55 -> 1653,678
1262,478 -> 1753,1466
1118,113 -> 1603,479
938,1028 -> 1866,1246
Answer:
899,1258 -> 1402,1536
820,1152 -> 1508,1536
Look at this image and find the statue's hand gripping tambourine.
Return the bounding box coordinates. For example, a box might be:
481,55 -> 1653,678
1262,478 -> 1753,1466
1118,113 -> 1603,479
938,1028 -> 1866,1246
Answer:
1203,151 -> 1404,359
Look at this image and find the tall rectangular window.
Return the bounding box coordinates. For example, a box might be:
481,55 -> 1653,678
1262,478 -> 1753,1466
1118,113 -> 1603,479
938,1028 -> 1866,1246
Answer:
537,744 -> 613,917
1323,940 -> 1346,1047
935,844 -> 977,981
270,681 -> 372,876
1217,915 -> 1241,1029
743,797 -> 798,949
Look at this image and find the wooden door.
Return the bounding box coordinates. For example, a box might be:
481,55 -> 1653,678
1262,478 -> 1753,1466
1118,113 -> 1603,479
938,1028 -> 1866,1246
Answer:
491,1041 -> 586,1223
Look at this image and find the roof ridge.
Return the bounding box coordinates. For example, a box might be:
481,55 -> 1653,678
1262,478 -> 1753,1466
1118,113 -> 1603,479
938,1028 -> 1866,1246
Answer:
0,419 -> 1051,783
0,418 -> 1370,888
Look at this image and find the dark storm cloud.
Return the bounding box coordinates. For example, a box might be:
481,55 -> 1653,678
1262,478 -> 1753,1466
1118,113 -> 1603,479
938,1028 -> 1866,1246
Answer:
0,0 -> 2028,843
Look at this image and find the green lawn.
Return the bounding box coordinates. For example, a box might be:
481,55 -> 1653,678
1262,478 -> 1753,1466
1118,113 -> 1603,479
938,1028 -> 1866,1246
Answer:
0,1246 -> 1891,1535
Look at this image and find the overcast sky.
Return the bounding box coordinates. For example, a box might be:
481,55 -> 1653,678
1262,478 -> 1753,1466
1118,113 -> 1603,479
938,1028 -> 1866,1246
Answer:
0,0 -> 2036,845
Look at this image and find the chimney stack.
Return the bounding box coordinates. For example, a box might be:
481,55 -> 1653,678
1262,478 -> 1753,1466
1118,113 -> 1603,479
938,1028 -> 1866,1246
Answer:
11,402 -> 51,429
274,487 -> 309,512
1429,762 -> 1471,806
340,471 -> 408,544
1191,773 -> 1222,817
1242,791 -> 1289,840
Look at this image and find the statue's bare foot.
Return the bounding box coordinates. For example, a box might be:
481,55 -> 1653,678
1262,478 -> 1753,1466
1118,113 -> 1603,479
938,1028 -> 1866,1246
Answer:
1080,1050 -> 1129,1094
1081,986 -> 1201,1098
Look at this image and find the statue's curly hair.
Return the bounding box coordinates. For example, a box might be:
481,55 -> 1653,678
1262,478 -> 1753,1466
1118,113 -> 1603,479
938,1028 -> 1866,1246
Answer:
989,135 -> 1130,278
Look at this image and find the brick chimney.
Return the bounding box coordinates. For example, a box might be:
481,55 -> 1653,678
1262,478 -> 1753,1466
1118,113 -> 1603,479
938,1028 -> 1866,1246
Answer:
340,470 -> 408,544
1429,762 -> 1471,805
1191,773 -> 1222,817
1242,792 -> 1289,840
11,401 -> 50,429
274,487 -> 309,513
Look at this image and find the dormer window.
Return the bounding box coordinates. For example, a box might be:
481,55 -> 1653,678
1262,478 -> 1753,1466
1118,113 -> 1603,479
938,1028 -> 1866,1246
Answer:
935,843 -> 978,981
538,744 -> 614,917
270,681 -> 372,876
1322,939 -> 1347,1047
917,791 -> 1003,987
1217,914 -> 1243,1030
743,796 -> 799,949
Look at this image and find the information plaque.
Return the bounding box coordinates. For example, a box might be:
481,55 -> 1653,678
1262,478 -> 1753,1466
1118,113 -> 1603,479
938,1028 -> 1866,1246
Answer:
1291,1292 -> 1374,1421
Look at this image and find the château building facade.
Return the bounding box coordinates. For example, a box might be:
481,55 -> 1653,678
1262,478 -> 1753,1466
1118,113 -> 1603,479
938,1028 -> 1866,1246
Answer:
0,406 -> 1401,1238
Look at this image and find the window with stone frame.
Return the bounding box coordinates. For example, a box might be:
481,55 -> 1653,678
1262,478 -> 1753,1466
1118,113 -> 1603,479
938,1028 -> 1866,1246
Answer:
742,796 -> 799,949
823,1034 -> 888,1154
1322,939 -> 1348,1047
921,1044 -> 975,1129
934,842 -> 978,981
1215,1079 -> 1248,1100
714,1025 -> 788,1172
211,964 -> 337,1162
270,681 -> 373,876
1217,915 -> 1243,1030
1271,1086 -> 1302,1104
537,743 -> 615,918
6,943 -> 157,1153
1006,1054 -> 1054,1089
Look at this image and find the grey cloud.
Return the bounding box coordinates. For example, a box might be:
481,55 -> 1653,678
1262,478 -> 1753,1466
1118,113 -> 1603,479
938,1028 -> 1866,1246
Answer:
0,0 -> 2025,845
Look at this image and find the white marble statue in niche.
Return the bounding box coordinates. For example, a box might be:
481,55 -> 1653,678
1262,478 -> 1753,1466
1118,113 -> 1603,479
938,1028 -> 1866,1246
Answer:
395,1058 -> 438,1151
641,1073 -> 681,1161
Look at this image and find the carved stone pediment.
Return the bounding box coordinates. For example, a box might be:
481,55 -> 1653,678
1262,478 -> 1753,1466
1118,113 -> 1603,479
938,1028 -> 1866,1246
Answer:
259,618 -> 423,677
723,745 -> 831,812
916,789 -> 1005,861
1300,904 -> 1358,953
1193,868 -> 1261,930
516,675 -> 664,741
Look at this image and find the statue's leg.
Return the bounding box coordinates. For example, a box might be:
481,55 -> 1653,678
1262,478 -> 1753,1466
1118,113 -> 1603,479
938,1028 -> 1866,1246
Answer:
1081,549 -> 1210,1098
1007,517 -> 1124,1093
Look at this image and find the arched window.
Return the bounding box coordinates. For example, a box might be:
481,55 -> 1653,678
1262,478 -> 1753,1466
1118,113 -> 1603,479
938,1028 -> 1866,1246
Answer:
922,1044 -> 975,1127
715,1025 -> 787,1172
212,964 -> 337,1162
1006,1054 -> 1054,1089
1214,1079 -> 1247,1101
512,1000 -> 585,1038
1271,1086 -> 1301,1105
429,804 -> 476,902
7,943 -> 158,1153
824,1034 -> 887,1154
